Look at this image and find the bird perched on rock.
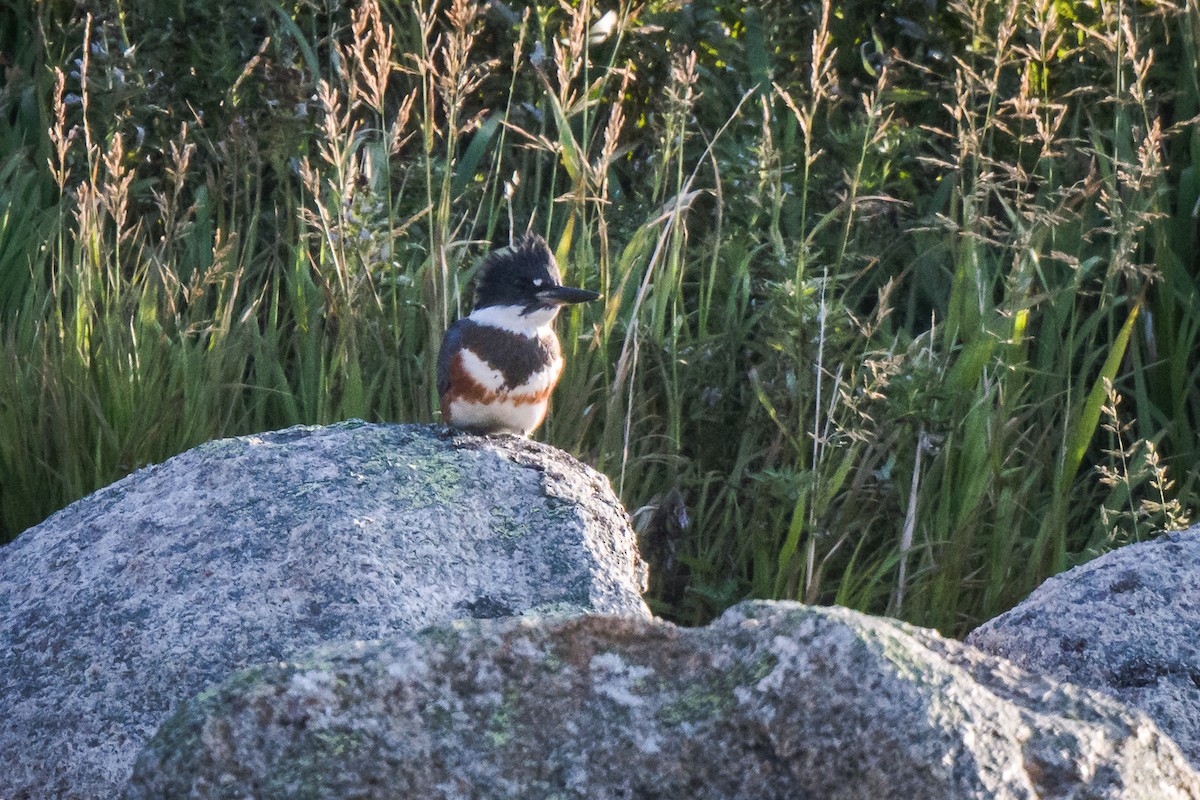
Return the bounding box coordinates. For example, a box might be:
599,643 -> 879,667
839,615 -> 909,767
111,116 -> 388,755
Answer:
437,234 -> 600,436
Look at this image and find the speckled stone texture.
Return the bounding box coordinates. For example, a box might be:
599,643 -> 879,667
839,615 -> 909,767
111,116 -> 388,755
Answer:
967,526 -> 1200,767
0,421 -> 649,800
123,601 -> 1199,800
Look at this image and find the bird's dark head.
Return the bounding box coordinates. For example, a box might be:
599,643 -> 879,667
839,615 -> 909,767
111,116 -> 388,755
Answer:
472,234 -> 601,316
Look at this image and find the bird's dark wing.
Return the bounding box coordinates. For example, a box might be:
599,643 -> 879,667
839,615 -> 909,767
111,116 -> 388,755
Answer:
436,319 -> 466,398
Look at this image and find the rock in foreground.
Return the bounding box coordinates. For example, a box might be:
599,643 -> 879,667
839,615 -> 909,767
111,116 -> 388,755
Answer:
968,526 -> 1200,767
0,422 -> 648,800
124,601 -> 1200,800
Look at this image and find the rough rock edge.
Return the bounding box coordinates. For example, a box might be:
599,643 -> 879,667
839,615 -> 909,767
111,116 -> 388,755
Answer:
122,601 -> 1200,800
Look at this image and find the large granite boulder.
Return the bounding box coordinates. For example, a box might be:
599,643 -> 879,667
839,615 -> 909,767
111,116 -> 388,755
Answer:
123,601 -> 1200,800
967,526 -> 1200,766
0,421 -> 649,800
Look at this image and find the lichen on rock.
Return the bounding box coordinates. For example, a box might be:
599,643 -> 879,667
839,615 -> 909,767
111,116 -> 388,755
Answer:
122,601 -> 1200,800
0,421 -> 648,800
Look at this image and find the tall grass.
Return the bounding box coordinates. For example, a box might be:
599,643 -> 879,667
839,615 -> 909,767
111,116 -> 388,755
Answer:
0,0 -> 1196,636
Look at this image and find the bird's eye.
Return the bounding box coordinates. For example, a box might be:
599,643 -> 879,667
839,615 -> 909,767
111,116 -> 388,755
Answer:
532,278 -> 545,287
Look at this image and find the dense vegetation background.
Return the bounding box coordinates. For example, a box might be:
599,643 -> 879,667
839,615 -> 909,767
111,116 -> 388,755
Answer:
1,0 -> 1197,635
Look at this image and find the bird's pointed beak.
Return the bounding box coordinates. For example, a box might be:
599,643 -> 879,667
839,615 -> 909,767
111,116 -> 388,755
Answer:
536,285 -> 602,306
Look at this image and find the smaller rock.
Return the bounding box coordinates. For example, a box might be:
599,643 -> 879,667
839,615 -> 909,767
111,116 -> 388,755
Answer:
967,526 -> 1200,767
124,601 -> 1200,800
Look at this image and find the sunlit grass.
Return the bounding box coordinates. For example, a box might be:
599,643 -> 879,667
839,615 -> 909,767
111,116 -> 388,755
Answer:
0,0 -> 1196,636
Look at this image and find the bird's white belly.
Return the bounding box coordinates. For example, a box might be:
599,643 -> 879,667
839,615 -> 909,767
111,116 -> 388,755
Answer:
448,396 -> 548,436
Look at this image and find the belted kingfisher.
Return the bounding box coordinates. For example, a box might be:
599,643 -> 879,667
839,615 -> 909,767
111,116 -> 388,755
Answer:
437,234 -> 601,436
